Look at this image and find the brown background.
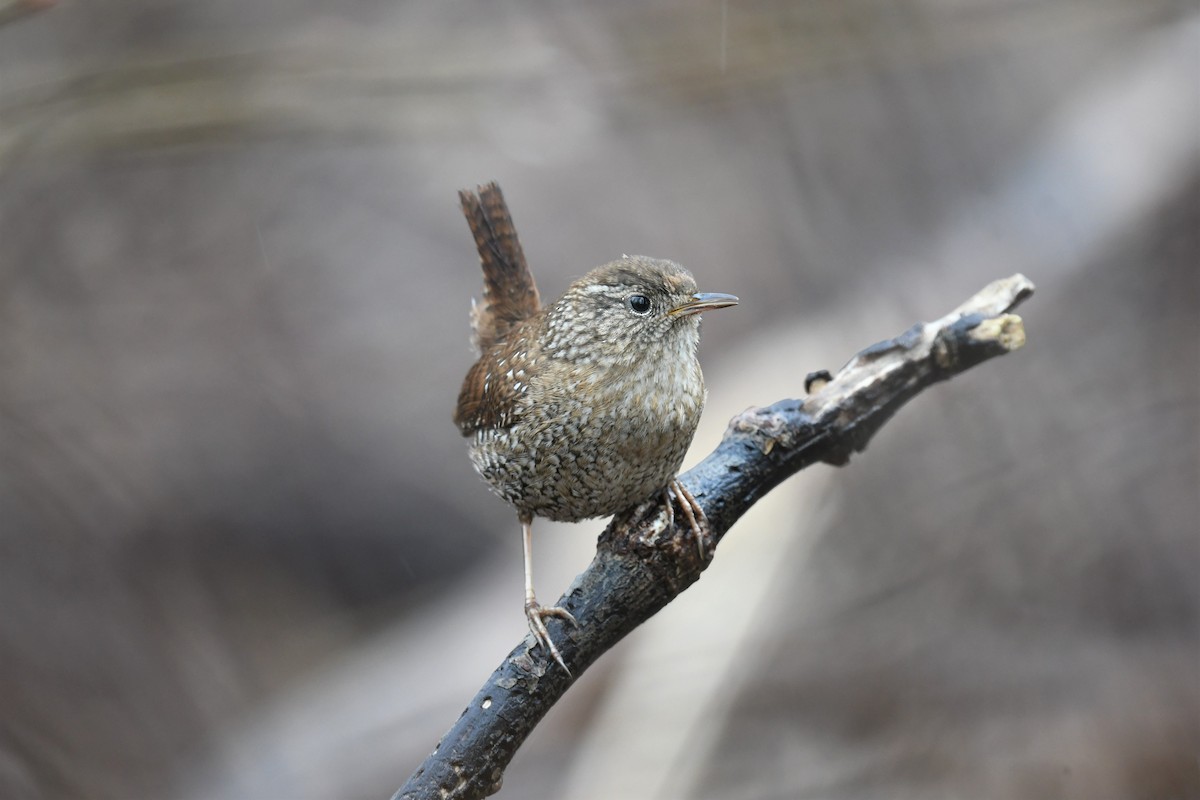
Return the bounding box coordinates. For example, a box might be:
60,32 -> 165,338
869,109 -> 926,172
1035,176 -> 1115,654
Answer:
1,2 -> 1197,798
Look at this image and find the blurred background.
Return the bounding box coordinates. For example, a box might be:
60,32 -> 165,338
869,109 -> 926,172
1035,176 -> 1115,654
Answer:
1,1 -> 1197,798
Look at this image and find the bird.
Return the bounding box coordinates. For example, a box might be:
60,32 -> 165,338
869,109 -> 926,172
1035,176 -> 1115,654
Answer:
453,182 -> 737,672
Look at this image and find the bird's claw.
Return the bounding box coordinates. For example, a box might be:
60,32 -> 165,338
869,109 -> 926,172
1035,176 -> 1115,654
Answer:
666,479 -> 709,561
525,599 -> 577,674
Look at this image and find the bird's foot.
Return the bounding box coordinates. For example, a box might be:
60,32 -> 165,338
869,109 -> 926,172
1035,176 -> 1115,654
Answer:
666,478 -> 710,561
525,598 -> 578,674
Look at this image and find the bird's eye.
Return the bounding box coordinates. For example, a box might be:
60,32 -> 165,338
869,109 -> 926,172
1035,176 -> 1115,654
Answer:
627,294 -> 653,316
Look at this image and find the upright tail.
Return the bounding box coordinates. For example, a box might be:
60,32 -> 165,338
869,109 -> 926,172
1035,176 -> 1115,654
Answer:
459,182 -> 541,354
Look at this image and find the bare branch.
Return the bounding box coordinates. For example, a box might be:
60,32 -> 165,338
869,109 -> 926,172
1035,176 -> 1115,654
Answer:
394,274 -> 1034,800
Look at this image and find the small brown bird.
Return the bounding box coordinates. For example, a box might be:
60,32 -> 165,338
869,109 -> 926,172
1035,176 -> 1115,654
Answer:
454,183 -> 737,672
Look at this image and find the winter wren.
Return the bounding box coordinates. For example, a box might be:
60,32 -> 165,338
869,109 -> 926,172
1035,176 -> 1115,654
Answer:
454,183 -> 737,672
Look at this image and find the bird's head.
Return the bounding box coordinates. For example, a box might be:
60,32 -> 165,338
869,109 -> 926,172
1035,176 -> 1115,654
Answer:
545,256 -> 737,366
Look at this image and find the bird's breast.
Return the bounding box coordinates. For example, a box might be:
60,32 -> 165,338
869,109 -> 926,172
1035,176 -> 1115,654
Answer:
467,352 -> 707,522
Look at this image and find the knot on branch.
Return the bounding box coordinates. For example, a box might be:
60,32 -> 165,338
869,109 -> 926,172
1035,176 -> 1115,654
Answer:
599,503 -> 707,596
728,401 -> 812,457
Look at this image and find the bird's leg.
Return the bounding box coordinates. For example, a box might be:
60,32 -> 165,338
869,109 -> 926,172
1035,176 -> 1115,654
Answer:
521,514 -> 577,674
667,478 -> 709,561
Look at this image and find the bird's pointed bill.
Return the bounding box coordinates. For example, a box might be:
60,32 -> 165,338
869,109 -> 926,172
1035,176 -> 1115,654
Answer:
669,292 -> 739,317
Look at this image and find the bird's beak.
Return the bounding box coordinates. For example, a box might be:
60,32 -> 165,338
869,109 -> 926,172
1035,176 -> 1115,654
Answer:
669,292 -> 739,317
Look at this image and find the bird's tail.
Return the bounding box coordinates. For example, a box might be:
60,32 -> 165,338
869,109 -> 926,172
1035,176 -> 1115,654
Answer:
459,182 -> 541,353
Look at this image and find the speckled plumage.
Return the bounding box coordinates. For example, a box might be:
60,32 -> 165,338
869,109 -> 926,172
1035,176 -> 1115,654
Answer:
456,257 -> 709,522
453,183 -> 736,672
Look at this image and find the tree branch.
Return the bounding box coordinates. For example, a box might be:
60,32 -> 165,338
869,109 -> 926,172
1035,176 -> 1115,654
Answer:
394,273 -> 1035,800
